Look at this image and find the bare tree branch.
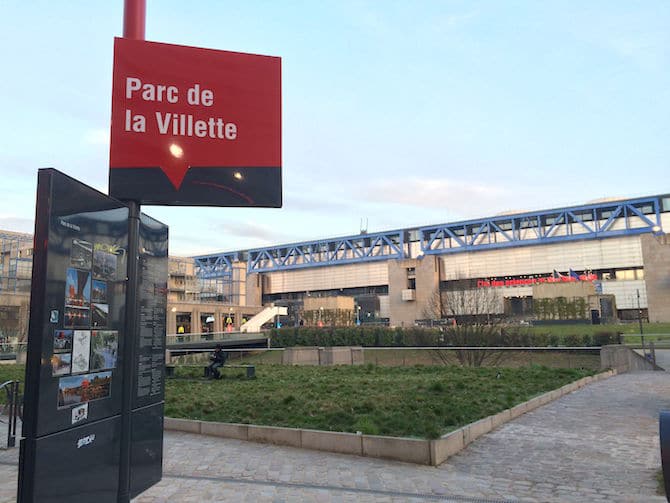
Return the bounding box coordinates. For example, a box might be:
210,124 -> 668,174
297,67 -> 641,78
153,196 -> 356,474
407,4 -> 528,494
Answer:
424,283 -> 510,367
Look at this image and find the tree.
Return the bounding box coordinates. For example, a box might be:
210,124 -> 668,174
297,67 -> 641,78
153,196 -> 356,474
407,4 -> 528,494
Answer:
423,285 -> 508,367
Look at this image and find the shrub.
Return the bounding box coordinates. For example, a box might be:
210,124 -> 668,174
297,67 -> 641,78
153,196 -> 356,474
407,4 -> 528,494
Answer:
593,331 -> 620,346
428,381 -> 446,392
563,334 -> 583,347
531,332 -> 549,347
352,416 -> 380,435
269,326 -> 609,349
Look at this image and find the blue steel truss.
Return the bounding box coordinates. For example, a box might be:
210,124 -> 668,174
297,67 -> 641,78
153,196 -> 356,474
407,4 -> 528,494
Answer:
193,252 -> 240,279
420,196 -> 663,255
192,195 -> 666,276
246,230 -> 405,273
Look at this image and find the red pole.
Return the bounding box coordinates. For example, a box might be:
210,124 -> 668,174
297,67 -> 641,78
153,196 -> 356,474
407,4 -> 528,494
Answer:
119,3 -> 145,502
123,0 -> 146,40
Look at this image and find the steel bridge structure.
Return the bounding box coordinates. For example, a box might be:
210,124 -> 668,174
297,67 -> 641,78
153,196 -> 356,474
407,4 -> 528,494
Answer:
193,195 -> 667,282
0,231 -> 34,294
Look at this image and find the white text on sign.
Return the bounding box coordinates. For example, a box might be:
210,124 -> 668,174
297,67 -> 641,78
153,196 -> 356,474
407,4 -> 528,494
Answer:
123,77 -> 238,140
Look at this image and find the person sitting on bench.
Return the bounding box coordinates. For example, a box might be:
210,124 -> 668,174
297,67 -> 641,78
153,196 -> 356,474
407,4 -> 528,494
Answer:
208,345 -> 227,379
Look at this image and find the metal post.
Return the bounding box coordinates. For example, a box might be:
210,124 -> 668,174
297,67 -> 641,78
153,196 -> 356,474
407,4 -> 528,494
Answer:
649,341 -> 656,367
9,381 -> 18,448
637,289 -> 644,336
123,0 -> 146,40
118,4 -> 145,501
117,202 -> 141,503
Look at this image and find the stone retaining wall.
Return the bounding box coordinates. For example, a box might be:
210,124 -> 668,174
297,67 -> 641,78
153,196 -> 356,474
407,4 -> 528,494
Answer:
281,346 -> 364,365
600,345 -> 658,372
165,369 -> 616,466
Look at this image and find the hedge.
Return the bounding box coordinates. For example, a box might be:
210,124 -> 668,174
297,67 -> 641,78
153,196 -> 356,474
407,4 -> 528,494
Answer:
269,327 -> 621,348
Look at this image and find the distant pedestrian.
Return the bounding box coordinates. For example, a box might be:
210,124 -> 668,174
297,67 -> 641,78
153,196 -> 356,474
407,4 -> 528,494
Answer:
208,345 -> 227,379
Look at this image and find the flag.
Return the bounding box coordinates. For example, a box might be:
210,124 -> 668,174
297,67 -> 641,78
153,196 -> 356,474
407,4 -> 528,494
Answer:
552,269 -> 566,279
569,269 -> 580,280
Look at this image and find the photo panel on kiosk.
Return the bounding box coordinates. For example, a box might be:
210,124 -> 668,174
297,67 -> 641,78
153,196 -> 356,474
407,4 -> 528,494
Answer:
19,169 -> 129,502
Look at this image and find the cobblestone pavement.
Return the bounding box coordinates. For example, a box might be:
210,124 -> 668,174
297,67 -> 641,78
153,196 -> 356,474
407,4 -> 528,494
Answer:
0,371 -> 667,502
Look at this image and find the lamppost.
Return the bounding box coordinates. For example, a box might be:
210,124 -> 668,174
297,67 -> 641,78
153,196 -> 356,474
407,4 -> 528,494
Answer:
637,289 -> 646,357
637,289 -> 644,335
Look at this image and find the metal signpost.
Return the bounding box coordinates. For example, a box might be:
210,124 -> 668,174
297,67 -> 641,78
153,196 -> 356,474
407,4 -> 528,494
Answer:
18,0 -> 281,501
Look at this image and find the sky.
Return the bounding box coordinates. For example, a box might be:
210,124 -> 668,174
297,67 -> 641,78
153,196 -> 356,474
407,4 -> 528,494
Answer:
1,1 -> 668,256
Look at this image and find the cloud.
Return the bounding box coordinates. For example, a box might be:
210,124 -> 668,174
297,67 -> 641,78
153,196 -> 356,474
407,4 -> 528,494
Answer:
207,221 -> 301,250
358,177 -> 501,208
355,176 -> 550,221
0,216 -> 34,234
284,193 -> 353,213
82,128 -> 109,146
603,32 -> 667,69
440,9 -> 480,28
565,8 -> 669,71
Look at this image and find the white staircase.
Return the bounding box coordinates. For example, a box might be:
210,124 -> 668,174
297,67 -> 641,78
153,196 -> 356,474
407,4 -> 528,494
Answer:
240,305 -> 288,333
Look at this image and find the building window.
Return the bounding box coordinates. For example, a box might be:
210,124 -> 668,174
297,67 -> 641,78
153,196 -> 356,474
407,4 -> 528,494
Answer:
176,313 -> 191,334
406,268 -> 416,289
615,269 -> 636,281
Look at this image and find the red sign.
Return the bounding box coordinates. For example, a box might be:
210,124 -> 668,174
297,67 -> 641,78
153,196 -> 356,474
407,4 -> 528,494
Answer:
109,37 -> 281,206
477,273 -> 598,288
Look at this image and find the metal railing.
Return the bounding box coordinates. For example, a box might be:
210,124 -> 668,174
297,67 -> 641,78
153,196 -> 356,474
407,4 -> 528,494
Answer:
166,331 -> 268,346
0,342 -> 27,362
0,380 -> 20,448
620,334 -> 670,367
620,333 -> 670,345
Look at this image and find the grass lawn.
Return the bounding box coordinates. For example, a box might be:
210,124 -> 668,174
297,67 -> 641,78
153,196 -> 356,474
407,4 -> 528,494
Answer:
0,363 -> 596,439
362,349 -> 601,369
0,364 -> 24,407
530,322 -> 670,337
165,364 -> 594,439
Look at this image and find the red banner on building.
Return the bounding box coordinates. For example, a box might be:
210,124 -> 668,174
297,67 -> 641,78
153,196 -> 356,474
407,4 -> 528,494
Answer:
109,37 -> 281,206
477,273 -> 598,288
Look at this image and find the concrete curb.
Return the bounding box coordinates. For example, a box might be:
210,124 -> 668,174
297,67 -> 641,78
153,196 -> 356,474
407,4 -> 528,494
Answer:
429,369 -> 616,465
165,369 -> 616,466
164,417 -> 202,434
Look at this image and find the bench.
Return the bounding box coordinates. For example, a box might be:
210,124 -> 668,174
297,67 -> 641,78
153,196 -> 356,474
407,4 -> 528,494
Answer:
207,364 -> 256,379
165,364 -> 255,379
